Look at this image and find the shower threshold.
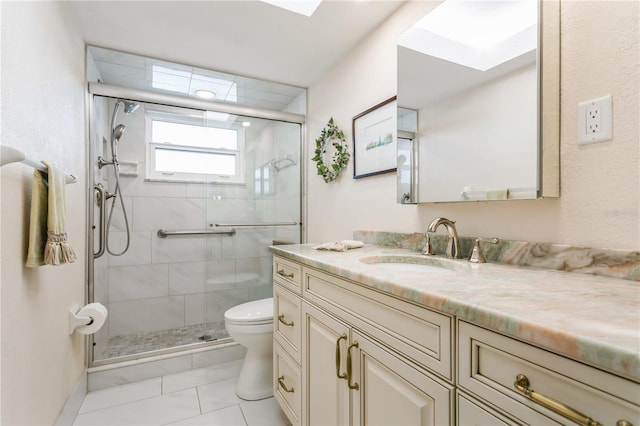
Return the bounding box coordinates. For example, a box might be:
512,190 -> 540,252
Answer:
97,321 -> 230,360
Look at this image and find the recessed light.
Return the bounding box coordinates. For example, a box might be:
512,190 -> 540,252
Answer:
195,90 -> 216,100
242,121 -> 251,127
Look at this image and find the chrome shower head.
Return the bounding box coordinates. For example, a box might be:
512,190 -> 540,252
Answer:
112,124 -> 126,142
121,100 -> 139,114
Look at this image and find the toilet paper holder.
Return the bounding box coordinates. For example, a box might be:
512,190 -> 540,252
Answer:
68,304 -> 94,335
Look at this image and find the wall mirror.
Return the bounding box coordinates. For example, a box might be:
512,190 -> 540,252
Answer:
397,0 -> 559,203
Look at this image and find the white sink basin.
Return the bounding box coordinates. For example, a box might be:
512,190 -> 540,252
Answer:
358,254 -> 464,273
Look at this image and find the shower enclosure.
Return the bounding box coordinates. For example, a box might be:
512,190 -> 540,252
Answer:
88,86 -> 303,365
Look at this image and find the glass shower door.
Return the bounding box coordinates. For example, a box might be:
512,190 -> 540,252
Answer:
90,93 -> 302,365
202,116 -> 301,337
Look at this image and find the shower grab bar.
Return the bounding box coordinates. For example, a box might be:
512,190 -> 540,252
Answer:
93,184 -> 107,258
157,228 -> 236,238
213,222 -> 298,228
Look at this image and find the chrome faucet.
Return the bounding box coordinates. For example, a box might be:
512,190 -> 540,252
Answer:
423,217 -> 461,259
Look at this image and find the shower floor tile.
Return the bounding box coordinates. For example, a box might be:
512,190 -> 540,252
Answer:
98,321 -> 229,359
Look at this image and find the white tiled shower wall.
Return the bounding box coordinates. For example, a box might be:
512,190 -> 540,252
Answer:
92,96 -> 301,357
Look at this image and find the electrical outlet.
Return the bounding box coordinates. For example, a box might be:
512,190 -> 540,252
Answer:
577,95 -> 612,145
586,106 -> 602,134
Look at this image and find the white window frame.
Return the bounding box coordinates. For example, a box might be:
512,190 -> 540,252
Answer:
145,107 -> 246,184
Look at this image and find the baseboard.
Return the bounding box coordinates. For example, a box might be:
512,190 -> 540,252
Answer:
55,370 -> 87,426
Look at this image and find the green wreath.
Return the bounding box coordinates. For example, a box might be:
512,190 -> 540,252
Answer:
312,118 -> 350,183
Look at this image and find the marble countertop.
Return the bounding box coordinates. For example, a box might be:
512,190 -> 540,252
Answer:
270,243 -> 640,382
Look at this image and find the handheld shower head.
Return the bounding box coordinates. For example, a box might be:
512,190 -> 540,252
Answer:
110,100 -> 138,137
112,124 -> 126,142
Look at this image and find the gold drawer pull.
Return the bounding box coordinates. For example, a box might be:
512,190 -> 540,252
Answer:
278,314 -> 294,327
514,374 -> 602,426
347,341 -> 359,390
277,269 -> 294,279
278,375 -> 294,393
335,334 -> 347,380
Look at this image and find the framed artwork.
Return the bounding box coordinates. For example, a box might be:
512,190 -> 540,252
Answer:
352,96 -> 397,179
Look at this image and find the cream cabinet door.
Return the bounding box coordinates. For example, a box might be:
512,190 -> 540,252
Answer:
302,301 -> 350,426
351,329 -> 454,426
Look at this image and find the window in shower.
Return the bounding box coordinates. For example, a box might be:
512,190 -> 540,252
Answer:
146,108 -> 245,183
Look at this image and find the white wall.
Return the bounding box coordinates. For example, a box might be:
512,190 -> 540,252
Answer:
0,2 -> 87,424
307,1 -> 639,251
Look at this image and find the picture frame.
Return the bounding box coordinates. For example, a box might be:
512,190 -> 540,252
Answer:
352,96 -> 397,179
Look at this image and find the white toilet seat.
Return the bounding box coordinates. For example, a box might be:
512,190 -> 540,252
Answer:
225,318 -> 272,326
224,297 -> 273,324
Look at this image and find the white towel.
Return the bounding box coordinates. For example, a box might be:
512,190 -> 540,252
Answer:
313,240 -> 364,252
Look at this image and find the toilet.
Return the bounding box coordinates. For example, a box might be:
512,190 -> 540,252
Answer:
224,297 -> 274,400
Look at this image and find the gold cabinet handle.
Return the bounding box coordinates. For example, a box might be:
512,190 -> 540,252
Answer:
277,269 -> 294,279
335,334 -> 347,380
278,375 -> 294,393
347,341 -> 359,390
278,314 -> 294,327
514,374 -> 602,426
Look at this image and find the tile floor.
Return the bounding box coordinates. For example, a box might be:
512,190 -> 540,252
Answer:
73,360 -> 291,426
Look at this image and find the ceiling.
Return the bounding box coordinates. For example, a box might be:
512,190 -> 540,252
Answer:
66,1 -> 406,89
88,45 -> 309,112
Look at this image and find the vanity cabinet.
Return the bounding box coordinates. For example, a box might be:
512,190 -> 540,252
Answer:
272,255 -> 640,426
273,256 -> 454,425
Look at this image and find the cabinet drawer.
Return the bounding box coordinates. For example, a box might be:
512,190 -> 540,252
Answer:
457,391 -> 522,426
274,341 -> 301,426
458,321 -> 640,426
303,266 -> 453,381
274,284 -> 301,365
273,256 -> 302,294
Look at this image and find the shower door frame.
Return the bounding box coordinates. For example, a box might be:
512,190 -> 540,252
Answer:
87,83 -> 306,367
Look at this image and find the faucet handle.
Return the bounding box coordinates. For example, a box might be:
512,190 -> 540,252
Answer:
421,233 -> 436,256
468,238 -> 499,263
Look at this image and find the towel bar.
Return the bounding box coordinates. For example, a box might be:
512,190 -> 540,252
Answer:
1,145 -> 77,184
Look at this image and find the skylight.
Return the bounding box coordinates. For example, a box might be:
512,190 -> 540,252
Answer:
260,0 -> 322,17
418,1 -> 536,50
398,0 -> 537,71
